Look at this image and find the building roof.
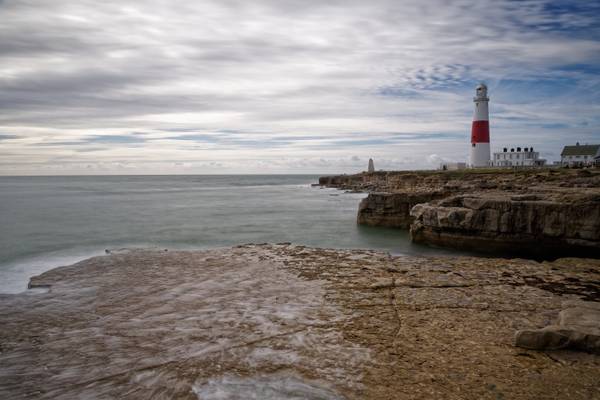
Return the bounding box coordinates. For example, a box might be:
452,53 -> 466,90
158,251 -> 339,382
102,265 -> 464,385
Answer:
561,144 -> 600,156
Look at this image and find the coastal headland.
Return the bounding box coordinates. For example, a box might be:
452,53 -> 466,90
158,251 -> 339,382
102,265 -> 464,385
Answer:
319,168 -> 600,259
1,245 -> 599,399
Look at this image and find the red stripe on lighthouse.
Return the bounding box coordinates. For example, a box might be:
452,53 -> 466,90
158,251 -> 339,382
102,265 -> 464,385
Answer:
471,120 -> 489,143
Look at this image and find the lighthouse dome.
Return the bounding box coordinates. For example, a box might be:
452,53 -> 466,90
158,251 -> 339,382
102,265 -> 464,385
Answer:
474,83 -> 488,101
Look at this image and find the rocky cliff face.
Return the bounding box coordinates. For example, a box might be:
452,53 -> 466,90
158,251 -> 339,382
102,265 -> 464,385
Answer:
410,192 -> 600,258
319,169 -> 600,258
357,191 -> 448,228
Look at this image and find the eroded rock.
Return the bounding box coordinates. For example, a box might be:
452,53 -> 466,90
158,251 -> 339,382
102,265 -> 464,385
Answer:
515,302 -> 600,353
356,191 -> 447,228
319,169 -> 600,258
410,192 -> 600,258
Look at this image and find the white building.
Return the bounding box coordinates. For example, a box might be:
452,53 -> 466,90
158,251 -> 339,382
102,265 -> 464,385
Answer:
491,146 -> 546,167
560,143 -> 600,167
439,162 -> 467,171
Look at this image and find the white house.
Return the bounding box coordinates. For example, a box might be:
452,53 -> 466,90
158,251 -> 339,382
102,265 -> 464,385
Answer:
491,146 -> 546,167
439,162 -> 467,171
560,143 -> 600,167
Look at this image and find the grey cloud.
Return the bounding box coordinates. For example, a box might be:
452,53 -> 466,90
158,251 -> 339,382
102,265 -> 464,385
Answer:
34,141 -> 84,146
165,133 -> 296,149
75,147 -> 106,153
0,134 -> 20,140
166,134 -> 220,142
86,135 -> 146,144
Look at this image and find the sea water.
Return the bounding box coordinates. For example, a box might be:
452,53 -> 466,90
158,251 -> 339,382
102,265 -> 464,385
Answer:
0,175 -> 457,293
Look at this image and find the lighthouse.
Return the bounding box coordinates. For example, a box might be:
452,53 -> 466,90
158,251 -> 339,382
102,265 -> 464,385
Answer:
470,83 -> 490,167
368,158 -> 375,173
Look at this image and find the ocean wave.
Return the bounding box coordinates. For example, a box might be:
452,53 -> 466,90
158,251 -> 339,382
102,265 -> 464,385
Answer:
0,248 -> 107,294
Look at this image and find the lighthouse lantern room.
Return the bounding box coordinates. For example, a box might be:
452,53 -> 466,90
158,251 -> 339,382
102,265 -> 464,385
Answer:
470,83 -> 491,167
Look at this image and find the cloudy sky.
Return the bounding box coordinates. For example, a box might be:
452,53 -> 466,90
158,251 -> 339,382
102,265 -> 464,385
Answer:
1,0 -> 599,174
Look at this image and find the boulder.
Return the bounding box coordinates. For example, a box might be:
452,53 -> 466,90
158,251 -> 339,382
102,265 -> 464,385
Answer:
515,302 -> 600,353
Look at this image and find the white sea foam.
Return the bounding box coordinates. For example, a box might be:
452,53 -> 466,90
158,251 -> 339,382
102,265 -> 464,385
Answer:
0,248 -> 106,294
192,374 -> 344,400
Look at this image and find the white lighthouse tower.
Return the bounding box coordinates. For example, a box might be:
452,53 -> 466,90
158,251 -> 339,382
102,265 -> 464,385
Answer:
470,83 -> 491,167
367,158 -> 375,173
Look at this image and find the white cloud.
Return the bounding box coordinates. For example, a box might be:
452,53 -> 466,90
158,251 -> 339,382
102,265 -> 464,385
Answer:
0,0 -> 599,174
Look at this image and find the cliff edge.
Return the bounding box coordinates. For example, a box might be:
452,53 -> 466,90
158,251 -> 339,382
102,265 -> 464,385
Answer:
319,169 -> 600,258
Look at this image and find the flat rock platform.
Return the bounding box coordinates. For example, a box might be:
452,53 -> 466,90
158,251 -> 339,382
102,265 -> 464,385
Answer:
1,244 -> 599,399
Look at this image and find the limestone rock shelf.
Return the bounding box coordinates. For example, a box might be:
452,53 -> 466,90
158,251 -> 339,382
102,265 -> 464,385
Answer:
410,192 -> 600,258
1,245 -> 599,399
319,169 -> 600,258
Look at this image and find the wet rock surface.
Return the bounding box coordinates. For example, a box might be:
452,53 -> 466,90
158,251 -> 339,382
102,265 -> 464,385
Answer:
192,374 -> 344,400
1,245 -> 599,399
